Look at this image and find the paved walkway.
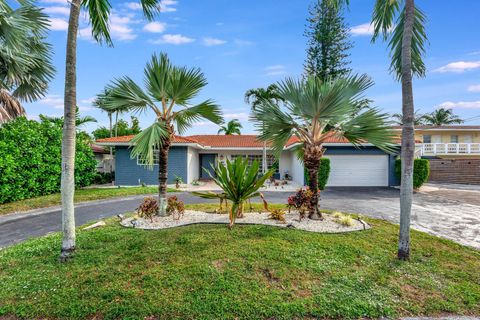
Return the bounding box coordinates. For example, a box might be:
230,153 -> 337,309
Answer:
1,188 -> 479,249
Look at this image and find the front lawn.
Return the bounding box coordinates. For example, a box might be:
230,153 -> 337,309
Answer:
0,204 -> 478,319
0,186 -> 176,216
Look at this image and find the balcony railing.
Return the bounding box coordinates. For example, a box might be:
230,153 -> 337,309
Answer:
420,143 -> 480,155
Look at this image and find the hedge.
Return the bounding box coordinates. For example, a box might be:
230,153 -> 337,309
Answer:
304,158 -> 331,190
0,117 -> 97,204
395,158 -> 430,189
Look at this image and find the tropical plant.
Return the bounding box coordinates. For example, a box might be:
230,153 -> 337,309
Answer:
92,116 -> 141,139
304,0 -> 353,80
137,197 -> 159,222
217,119 -> 242,135
423,108 -> 463,126
98,53 -> 223,216
0,1 -> 55,124
193,157 -> 273,229
268,208 -> 286,223
167,196 -> 185,220
59,0 -> 163,261
395,158 -> 430,189
245,84 -> 284,174
287,187 -> 315,220
370,0 -> 428,260
251,75 -> 395,220
392,110 -> 426,125
41,107 -> 97,129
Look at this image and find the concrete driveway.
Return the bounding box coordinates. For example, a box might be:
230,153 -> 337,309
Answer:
0,187 -> 479,249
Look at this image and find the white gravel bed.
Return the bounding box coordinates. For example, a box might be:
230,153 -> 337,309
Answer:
120,210 -> 370,233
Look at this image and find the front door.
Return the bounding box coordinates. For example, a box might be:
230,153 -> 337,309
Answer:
200,154 -> 216,179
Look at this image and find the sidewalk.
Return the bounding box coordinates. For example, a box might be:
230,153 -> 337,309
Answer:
421,183 -> 480,192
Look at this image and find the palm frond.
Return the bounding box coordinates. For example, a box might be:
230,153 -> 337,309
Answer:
130,121 -> 170,170
102,76 -> 156,114
173,100 -> 223,134
169,65 -> 208,105
81,0 -> 113,46
371,0 -> 401,42
139,0 -> 162,21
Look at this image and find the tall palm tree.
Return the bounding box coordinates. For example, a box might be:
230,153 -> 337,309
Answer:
217,119 -> 242,135
251,75 -> 395,219
371,0 -> 428,260
60,0 -> 162,261
245,84 -> 284,173
0,1 -> 54,123
423,108 -> 463,126
99,53 -> 223,215
392,110 -> 426,126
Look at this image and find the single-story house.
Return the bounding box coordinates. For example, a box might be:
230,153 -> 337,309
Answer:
95,134 -> 400,187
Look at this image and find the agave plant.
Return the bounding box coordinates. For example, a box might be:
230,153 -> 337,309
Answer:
193,157 -> 273,229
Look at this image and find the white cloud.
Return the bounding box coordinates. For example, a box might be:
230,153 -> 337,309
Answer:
438,101 -> 480,109
160,0 -> 178,12
234,39 -> 254,47
44,6 -> 70,16
81,97 -> 96,104
40,0 -> 69,4
48,17 -> 68,31
202,37 -> 226,46
224,112 -> 249,120
150,34 -> 195,45
78,13 -> 137,41
39,94 -> 64,109
467,84 -> 480,92
265,65 -> 287,76
434,61 -> 480,73
143,21 -> 167,33
350,23 -> 374,36
110,22 -> 136,41
216,22 -> 224,26
124,2 -> 142,10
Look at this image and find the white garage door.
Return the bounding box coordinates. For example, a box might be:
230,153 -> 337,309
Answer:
326,155 -> 389,187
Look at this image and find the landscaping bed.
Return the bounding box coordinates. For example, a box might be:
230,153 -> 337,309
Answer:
0,204 -> 479,319
122,209 -> 369,233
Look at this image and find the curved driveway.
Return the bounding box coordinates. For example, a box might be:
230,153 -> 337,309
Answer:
0,188 -> 479,249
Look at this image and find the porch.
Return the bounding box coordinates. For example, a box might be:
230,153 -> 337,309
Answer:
419,143 -> 480,156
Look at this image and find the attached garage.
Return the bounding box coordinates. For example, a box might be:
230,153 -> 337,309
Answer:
326,155 -> 390,187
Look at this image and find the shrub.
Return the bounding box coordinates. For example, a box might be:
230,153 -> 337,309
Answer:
304,158 -> 330,190
332,211 -> 354,226
287,187 -> 316,220
137,197 -> 158,221
0,117 -> 97,204
167,196 -> 185,220
395,158 -> 430,189
268,208 -> 286,223
93,172 -> 115,184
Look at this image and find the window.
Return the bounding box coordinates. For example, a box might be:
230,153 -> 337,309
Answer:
464,134 -> 473,143
423,135 -> 432,143
137,148 -> 159,166
450,135 -> 459,143
231,154 -> 279,173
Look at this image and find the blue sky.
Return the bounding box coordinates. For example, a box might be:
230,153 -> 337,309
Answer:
26,0 -> 480,135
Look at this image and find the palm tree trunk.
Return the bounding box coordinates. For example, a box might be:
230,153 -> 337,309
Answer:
158,139 -> 171,216
398,0 -> 416,261
304,144 -> 324,220
114,111 -> 118,137
108,112 -> 113,157
60,0 -> 81,262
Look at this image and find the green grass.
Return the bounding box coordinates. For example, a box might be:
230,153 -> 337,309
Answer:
0,187 -> 177,216
0,203 -> 479,319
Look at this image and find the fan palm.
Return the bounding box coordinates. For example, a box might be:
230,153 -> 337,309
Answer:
0,1 -> 54,123
251,74 -> 395,220
245,84 -> 284,173
99,53 -> 223,216
392,110 -> 426,126
193,157 -> 273,229
370,0 -> 428,260
59,0 -> 162,261
217,119 -> 242,135
423,108 -> 463,126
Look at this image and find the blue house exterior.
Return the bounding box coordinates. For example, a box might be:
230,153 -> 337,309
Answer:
115,146 -> 188,185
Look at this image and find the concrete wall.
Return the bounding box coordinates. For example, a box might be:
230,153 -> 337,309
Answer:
115,146 -> 188,185
415,131 -> 480,143
428,159 -> 480,185
279,151 -> 292,180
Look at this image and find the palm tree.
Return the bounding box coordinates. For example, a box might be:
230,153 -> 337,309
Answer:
371,0 -> 428,260
0,1 -> 54,124
245,84 -> 284,173
423,108 -> 463,126
251,75 -> 395,220
392,110 -> 426,126
217,119 -> 242,135
99,53 -> 223,215
59,0 -> 162,261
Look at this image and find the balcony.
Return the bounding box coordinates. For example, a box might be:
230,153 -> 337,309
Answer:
419,143 -> 480,156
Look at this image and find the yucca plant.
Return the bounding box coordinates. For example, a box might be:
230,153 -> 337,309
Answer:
193,157 -> 273,229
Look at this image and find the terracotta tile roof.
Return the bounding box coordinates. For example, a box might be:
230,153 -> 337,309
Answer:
90,144 -> 109,154
96,133 -> 397,147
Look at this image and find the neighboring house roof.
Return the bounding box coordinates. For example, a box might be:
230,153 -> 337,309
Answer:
90,144 -> 109,154
392,125 -> 480,131
96,133 -> 396,149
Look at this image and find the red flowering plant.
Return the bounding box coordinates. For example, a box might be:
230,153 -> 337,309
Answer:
287,187 -> 318,220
